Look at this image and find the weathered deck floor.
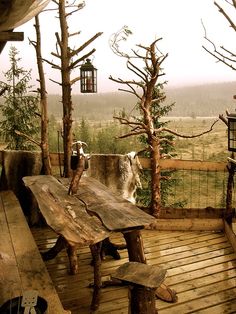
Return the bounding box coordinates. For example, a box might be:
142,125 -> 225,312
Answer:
31,227 -> 236,313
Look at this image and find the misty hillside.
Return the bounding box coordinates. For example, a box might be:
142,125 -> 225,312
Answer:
1,81 -> 235,120
46,81 -> 236,120
167,81 -> 236,117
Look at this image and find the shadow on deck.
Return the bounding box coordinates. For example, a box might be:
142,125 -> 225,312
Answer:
31,226 -> 236,314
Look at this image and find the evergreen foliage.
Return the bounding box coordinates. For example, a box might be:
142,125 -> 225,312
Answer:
135,83 -> 186,208
0,46 -> 40,150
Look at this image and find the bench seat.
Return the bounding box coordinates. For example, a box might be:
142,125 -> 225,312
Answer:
0,190 -> 68,314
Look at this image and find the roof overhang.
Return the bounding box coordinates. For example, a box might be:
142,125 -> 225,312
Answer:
0,0 -> 50,54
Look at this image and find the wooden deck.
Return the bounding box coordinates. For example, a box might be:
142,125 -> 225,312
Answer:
31,226 -> 236,314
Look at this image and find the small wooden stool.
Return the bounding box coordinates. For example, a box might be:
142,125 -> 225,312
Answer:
112,262 -> 166,314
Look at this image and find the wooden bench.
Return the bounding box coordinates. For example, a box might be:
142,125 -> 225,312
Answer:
0,190 -> 69,314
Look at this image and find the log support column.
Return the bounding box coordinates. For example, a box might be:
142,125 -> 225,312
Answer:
90,242 -> 102,312
67,245 -> 79,275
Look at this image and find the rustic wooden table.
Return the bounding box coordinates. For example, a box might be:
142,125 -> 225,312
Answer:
23,175 -> 157,312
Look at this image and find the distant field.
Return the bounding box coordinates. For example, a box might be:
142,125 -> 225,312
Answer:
167,117 -> 228,161
157,117 -> 230,208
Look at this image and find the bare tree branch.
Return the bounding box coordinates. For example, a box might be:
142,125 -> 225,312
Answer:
15,130 -> 41,147
69,32 -> 103,58
126,59 -> 148,82
70,76 -> 80,85
220,45 -> 236,58
116,130 -> 146,139
214,1 -> 236,32
109,25 -> 133,58
157,119 -> 219,138
69,48 -> 96,69
113,116 -> 147,129
109,75 -> 144,89
219,113 -> 228,126
202,18 -> 236,70
55,32 -> 62,49
117,87 -> 143,99
49,78 -> 62,85
42,58 -> 61,70
69,31 -> 81,37
51,51 -> 61,58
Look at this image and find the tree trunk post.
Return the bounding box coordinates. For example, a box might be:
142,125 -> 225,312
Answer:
58,0 -> 73,178
225,160 -> 236,225
66,245 -> 78,275
123,230 -> 146,263
34,15 -> 52,175
90,242 -> 102,312
150,138 -> 162,217
128,286 -> 157,314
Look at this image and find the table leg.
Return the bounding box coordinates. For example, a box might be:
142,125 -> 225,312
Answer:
67,245 -> 79,274
90,242 -> 102,312
123,230 -> 146,263
101,237 -> 126,260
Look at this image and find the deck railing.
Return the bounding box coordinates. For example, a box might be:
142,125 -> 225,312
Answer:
49,153 -> 230,209
139,158 -> 229,209
0,151 -> 231,210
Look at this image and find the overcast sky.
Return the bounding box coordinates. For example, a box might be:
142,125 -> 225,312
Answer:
0,0 -> 236,93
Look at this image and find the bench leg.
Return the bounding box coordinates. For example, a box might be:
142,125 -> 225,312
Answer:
123,231 -> 157,313
129,285 -> 157,314
90,242 -> 102,312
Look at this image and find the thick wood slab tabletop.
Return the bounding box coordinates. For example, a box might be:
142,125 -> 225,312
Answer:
23,175 -> 110,247
59,175 -> 156,232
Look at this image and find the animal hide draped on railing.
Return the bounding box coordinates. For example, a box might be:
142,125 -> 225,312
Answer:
87,153 -> 142,204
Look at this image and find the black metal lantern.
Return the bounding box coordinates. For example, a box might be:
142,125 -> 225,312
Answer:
227,113 -> 236,151
80,58 -> 97,93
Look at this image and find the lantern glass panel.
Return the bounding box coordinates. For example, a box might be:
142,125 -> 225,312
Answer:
80,59 -> 97,93
228,117 -> 236,151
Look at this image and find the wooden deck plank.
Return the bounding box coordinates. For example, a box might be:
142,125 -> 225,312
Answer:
159,287 -> 236,313
144,232 -> 227,253
31,226 -> 236,314
146,241 -> 230,262
195,299 -> 236,313
165,260 -> 236,286
169,268 -> 236,293
157,277 -> 236,310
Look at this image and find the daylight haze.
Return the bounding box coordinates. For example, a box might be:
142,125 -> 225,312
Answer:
0,0 -> 236,93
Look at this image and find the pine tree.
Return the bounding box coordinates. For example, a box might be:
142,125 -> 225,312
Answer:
136,82 -> 181,207
78,118 -> 92,148
0,46 -> 40,150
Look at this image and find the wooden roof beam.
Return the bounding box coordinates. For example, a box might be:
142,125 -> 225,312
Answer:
0,31 -> 24,42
